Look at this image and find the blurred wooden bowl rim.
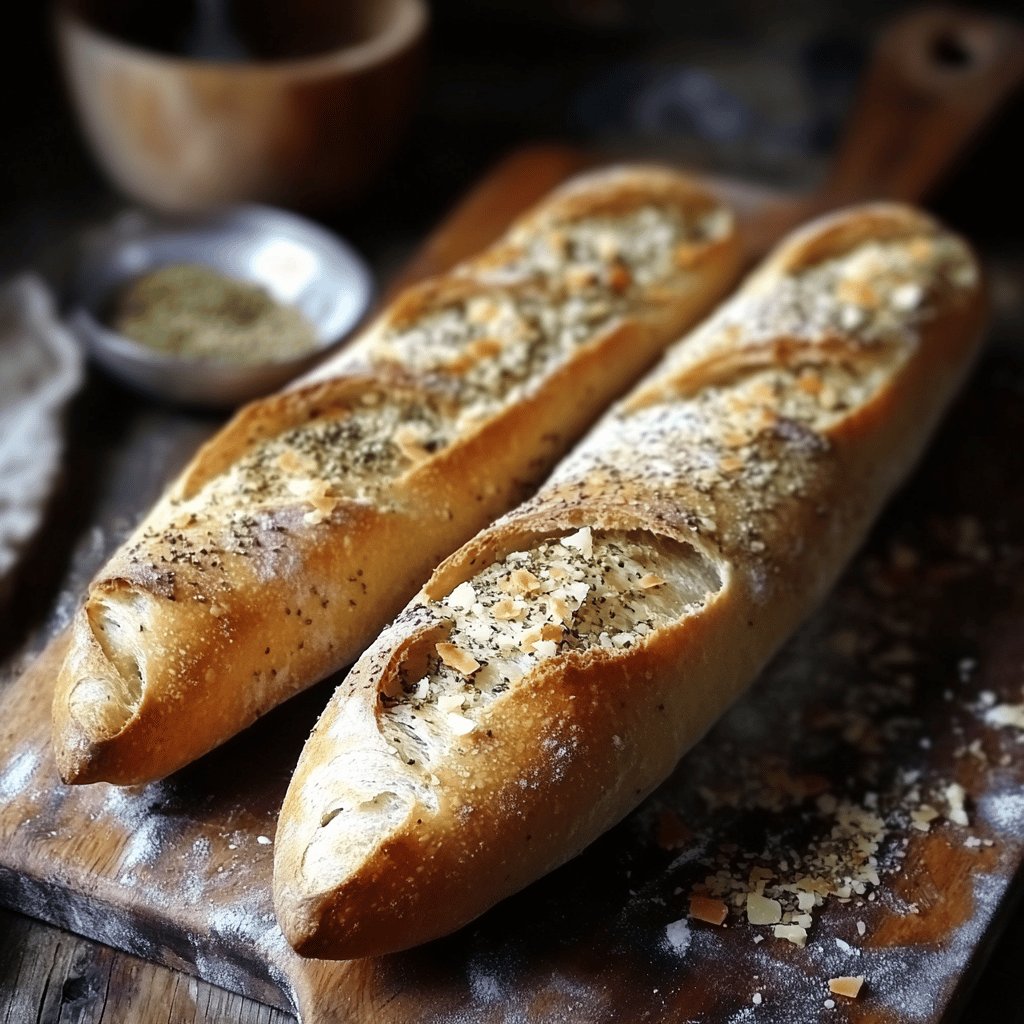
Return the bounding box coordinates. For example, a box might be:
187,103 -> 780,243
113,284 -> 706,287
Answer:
55,0 -> 429,212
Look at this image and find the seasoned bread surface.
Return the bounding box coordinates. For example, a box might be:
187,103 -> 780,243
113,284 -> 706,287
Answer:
53,166 -> 742,785
273,204 -> 985,959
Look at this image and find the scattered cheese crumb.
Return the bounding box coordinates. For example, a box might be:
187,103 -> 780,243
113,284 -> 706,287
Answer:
276,449 -> 313,475
773,924 -> 807,947
539,622 -> 564,642
910,804 -> 940,832
986,703 -> 1024,729
663,918 -> 691,956
746,893 -> 783,926
447,582 -> 477,611
548,594 -> 573,623
507,567 -> 542,595
944,782 -> 969,826
828,976 -> 865,998
891,283 -> 924,310
436,692 -> 465,713
393,423 -> 433,463
491,597 -> 522,621
689,895 -> 728,926
465,296 -> 499,325
256,835 -> 272,846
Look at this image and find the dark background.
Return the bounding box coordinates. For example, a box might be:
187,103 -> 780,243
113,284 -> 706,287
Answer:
1,0 -> 1022,282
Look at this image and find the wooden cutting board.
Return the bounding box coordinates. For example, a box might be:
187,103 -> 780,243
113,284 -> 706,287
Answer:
2,10 -> 1024,1023
3,300 -> 1024,1024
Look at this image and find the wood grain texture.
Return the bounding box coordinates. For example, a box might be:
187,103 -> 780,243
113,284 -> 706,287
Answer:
0,907 -> 293,1024
732,8 -> 1024,258
822,8 -> 1024,206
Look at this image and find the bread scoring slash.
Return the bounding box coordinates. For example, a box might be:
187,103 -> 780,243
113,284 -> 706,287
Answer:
52,166 -> 742,786
273,203 -> 985,960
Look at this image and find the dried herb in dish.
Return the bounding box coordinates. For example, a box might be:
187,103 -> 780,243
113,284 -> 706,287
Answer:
109,263 -> 317,365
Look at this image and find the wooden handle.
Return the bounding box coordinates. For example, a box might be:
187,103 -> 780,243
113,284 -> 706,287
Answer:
822,7 -> 1024,205
388,9 -> 1024,281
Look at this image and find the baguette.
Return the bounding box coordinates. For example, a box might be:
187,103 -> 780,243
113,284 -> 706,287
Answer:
53,166 -> 742,785
272,204 -> 986,959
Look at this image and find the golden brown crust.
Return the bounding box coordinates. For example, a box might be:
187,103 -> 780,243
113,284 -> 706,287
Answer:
273,203 -> 987,960
53,165 -> 742,785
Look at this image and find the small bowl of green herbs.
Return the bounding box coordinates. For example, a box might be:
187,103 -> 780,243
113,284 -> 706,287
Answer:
67,204 -> 373,407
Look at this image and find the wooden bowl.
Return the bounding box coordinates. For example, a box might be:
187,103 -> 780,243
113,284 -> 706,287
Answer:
55,0 -> 427,212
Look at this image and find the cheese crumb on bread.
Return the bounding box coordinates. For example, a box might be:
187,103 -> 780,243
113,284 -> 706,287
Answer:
499,205 -> 732,289
206,393 -> 451,515
368,204 -> 729,426
828,976 -> 865,998
379,526 -> 721,766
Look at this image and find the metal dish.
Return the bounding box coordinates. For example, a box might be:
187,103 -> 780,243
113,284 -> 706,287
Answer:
66,204 -> 373,407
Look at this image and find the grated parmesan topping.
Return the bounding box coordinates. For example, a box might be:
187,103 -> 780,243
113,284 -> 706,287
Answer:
546,231 -> 978,563
124,394 -> 452,579
205,395 -> 450,512
496,205 -> 731,288
368,287 -> 623,428
568,375 -> 825,490
380,527 -> 720,761
667,234 -> 977,372
367,204 -> 723,428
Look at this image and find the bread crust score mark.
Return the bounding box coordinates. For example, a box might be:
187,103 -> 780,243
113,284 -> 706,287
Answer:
272,203 -> 986,959
53,166 -> 743,785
